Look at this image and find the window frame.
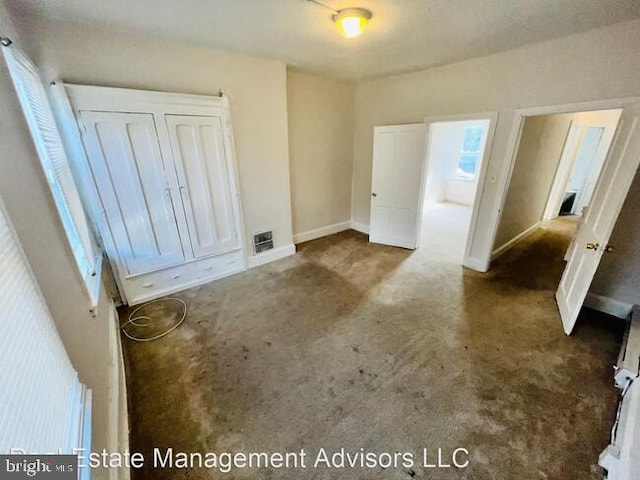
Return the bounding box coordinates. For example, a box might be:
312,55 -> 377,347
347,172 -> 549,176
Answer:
455,125 -> 486,182
2,43 -> 102,308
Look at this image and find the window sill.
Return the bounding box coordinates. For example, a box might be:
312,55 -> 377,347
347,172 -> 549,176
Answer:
451,177 -> 476,184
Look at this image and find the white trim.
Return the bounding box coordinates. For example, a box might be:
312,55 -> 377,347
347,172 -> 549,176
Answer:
3,47 -> 102,310
50,81 -> 128,304
248,244 -> 296,268
65,83 -> 226,112
584,292 -> 633,319
293,221 -> 351,244
79,389 -> 92,480
491,222 -> 541,260
65,83 -> 248,304
350,220 -> 370,234
542,120 -> 582,220
421,111 -> 500,271
483,96 -> 640,273
129,264 -> 246,305
463,258 -> 487,272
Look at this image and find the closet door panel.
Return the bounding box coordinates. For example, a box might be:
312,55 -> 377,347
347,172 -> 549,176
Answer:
165,115 -> 239,258
80,111 -> 185,275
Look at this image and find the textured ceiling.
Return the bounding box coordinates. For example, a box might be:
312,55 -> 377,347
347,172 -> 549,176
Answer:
13,0 -> 640,80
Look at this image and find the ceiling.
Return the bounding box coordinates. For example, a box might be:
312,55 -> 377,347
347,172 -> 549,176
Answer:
13,0 -> 640,80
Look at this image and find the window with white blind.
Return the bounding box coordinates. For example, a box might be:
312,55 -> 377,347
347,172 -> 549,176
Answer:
1,43 -> 101,306
0,198 -> 91,455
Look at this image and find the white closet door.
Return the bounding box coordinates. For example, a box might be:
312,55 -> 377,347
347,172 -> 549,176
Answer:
165,115 -> 239,258
80,111 -> 185,276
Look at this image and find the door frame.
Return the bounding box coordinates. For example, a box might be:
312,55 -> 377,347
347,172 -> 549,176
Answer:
543,116 -> 621,221
485,96 -> 640,272
541,120 -> 583,221
419,111 -> 499,268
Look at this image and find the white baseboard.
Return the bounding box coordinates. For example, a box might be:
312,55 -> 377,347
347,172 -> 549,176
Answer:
463,257 -> 489,273
584,292 -> 633,319
293,221 -> 351,244
248,243 -> 296,268
350,220 -> 370,234
492,222 -> 541,260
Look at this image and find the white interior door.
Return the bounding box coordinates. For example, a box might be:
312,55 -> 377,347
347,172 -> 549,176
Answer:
165,115 -> 240,258
80,111 -> 185,276
556,102 -> 640,334
369,124 -> 427,249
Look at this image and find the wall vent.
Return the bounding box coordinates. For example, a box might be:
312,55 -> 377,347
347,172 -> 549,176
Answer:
253,231 -> 274,254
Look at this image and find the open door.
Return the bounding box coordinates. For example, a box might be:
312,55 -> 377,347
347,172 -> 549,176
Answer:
556,102 -> 640,335
369,124 -> 427,249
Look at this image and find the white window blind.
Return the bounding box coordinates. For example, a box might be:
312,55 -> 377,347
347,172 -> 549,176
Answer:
0,199 -> 89,454
1,44 -> 101,306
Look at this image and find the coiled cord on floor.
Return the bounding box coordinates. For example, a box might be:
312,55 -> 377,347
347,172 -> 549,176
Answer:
120,297 -> 187,342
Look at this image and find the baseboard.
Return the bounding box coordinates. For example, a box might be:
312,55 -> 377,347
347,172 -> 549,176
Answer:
491,222 -> 541,260
248,243 -> 296,268
584,292 -> 633,319
350,220 -> 370,234
293,221 -> 351,244
463,257 -> 489,273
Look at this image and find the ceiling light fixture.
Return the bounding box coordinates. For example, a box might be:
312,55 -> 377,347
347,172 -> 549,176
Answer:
306,0 -> 373,39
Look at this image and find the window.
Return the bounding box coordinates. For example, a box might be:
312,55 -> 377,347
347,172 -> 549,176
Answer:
0,198 -> 90,454
2,43 -> 102,307
456,125 -> 486,181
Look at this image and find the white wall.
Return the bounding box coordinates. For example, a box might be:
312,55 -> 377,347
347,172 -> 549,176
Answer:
352,19 -> 640,267
424,119 -> 489,207
18,15 -> 293,257
0,3 -> 125,479
424,122 -> 463,204
287,69 -> 355,240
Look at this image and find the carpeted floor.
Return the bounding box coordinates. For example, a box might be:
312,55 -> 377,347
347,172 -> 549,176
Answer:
121,220 -> 624,480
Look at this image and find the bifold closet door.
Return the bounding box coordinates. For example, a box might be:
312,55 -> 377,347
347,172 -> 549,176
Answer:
165,115 -> 240,258
80,111 -> 185,275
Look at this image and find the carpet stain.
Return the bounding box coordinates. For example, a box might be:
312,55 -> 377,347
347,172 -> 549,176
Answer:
121,222 -> 624,480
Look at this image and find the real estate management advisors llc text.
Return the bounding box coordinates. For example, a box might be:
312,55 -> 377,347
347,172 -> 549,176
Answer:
62,447 -> 471,473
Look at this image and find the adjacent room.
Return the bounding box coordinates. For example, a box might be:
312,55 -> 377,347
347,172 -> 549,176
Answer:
494,108 -> 621,259
2,1 -> 640,480
420,118 -> 490,263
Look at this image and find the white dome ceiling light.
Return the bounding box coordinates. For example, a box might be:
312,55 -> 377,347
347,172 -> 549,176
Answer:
307,0 -> 373,38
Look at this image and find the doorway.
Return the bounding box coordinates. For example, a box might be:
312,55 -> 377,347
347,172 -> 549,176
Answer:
420,119 -> 491,263
368,113 -> 497,267
492,103 -> 640,334
494,109 -> 621,259
542,110 -> 621,222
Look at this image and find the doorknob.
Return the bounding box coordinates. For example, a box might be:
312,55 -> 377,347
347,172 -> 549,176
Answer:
371,192 -> 377,197
586,242 -> 600,251
605,245 -> 615,253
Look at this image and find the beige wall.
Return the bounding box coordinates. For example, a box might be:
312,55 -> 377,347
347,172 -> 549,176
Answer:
352,20 -> 640,265
495,109 -> 621,250
591,168 -> 640,306
495,114 -> 573,247
287,69 -> 355,237
0,3 -> 123,479
19,15 -> 293,255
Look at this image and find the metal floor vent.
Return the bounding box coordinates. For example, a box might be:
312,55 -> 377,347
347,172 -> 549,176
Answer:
253,231 -> 274,254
